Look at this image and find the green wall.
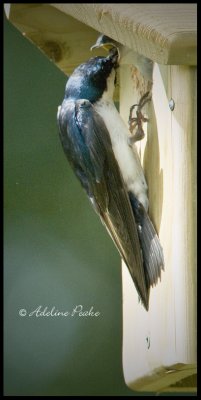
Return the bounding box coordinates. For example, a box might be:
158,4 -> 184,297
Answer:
3,15 -> 137,397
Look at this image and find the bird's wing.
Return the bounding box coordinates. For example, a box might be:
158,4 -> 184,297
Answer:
129,193 -> 164,288
58,98 -> 149,310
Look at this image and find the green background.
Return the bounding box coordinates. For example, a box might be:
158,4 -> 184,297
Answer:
4,14 -> 194,397
3,14 -> 135,397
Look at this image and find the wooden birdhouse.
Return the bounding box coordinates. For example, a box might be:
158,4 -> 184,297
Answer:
5,3 -> 197,394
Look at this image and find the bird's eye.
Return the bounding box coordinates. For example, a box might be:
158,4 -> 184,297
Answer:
79,99 -> 90,109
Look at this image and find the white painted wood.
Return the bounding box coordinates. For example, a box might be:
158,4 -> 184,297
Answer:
120,63 -> 197,391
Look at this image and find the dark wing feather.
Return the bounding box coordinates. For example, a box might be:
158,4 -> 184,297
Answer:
58,98 -> 149,310
129,193 -> 164,288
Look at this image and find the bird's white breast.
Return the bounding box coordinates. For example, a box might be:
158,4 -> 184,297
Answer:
94,99 -> 149,211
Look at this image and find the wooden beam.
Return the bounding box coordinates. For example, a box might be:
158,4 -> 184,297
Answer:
129,363 -> 197,393
51,3 -> 197,65
7,4 -> 103,76
120,60 -> 197,393
5,4 -> 119,100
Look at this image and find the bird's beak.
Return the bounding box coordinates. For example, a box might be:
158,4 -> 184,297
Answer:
90,43 -> 114,52
90,36 -> 120,64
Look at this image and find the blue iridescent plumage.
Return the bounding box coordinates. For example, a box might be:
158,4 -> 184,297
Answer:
57,47 -> 164,310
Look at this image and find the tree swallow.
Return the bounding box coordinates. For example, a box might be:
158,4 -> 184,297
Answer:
91,34 -> 153,81
57,47 -> 164,311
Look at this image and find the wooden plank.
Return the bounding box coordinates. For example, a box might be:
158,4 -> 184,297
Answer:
129,363 -> 197,393
6,3 -> 119,100
7,4 -> 101,76
6,4 -> 197,67
51,4 -> 197,65
120,63 -> 197,392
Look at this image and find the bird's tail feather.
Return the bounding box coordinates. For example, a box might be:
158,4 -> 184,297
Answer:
129,192 -> 164,288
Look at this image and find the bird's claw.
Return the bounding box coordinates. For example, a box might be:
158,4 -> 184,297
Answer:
128,92 -> 151,143
128,128 -> 145,147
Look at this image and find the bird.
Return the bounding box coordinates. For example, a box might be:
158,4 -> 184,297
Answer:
91,34 -> 153,81
57,44 -> 164,311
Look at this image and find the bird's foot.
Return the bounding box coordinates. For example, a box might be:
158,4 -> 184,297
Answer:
128,91 -> 151,145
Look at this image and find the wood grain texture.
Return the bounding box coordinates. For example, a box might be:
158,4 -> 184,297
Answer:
6,4 -> 120,99
129,363 -> 197,393
120,62 -> 197,392
7,4 -> 101,76
51,3 -> 197,65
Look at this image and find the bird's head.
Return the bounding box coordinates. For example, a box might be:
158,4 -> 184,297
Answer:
65,48 -> 119,103
90,34 -> 120,54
